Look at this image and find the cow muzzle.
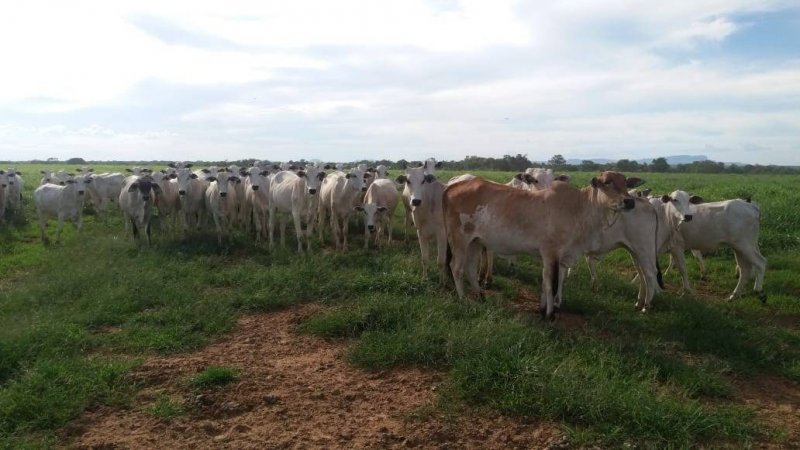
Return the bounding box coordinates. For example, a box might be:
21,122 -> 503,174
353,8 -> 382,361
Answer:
308,188 -> 317,195
220,192 -> 227,198
78,190 -> 85,195
142,195 -> 150,201
683,214 -> 693,222
623,198 -> 635,210
367,225 -> 375,232
179,190 -> 186,195
411,198 -> 421,207
252,185 -> 259,191
8,182 -> 13,185
362,187 -> 367,192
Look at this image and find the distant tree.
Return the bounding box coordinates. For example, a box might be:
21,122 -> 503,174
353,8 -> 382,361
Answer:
650,157 -> 669,172
47,157 -> 59,162
66,157 -> 86,164
615,159 -> 640,172
580,160 -> 599,171
548,154 -> 567,166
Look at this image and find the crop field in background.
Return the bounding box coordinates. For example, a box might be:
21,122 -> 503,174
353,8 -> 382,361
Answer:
1,164 -> 799,448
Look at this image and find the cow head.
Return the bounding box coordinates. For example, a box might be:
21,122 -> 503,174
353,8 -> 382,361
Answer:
396,166 -> 435,209
344,167 -> 368,192
175,168 -> 199,196
0,171 -> 7,188
300,165 -> 327,195
660,190 -> 703,224
354,203 -> 388,233
244,166 -> 271,192
206,170 -> 239,198
127,176 -> 160,201
590,171 -> 642,211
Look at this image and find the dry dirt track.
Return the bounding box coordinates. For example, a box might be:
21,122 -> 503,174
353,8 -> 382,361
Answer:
63,305 -> 568,449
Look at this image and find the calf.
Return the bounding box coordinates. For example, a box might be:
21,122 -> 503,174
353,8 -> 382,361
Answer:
33,174 -> 92,243
355,178 -> 400,249
119,175 -> 161,245
175,166 -> 208,234
204,170 -> 241,245
270,165 -> 326,253
396,165 -> 448,283
658,191 -> 766,301
319,166 -> 368,250
443,172 -> 640,320
242,166 -> 272,241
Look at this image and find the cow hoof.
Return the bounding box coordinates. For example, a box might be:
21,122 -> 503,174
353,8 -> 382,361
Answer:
758,292 -> 767,304
640,307 -> 648,314
727,294 -> 738,301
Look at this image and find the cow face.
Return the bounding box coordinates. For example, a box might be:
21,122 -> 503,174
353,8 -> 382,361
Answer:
396,166 -> 435,209
661,190 -> 701,224
354,203 -> 388,233
0,171 -> 7,189
206,170 -> 239,198
591,171 -> 642,211
298,165 -> 326,195
245,166 -> 270,192
344,167 -> 368,192
374,165 -> 388,179
175,168 -> 199,196
127,176 -> 160,201
5,169 -> 18,185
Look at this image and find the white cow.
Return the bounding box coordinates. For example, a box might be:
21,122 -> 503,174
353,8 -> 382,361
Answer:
658,191 -> 766,302
33,174 -> 92,243
0,171 -> 7,223
204,170 -> 241,245
270,165 -> 327,253
355,178 -> 400,249
119,175 -> 161,246
396,165 -> 448,283
151,170 -> 181,233
319,166 -> 369,250
39,169 -> 70,186
374,165 -> 389,179
400,159 -> 442,242
85,172 -> 126,215
524,168 -> 570,191
242,166 -> 272,241
175,166 -> 208,234
3,168 -> 23,216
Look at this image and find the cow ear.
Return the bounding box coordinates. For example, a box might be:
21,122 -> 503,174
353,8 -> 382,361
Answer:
354,206 -> 364,212
167,162 -> 176,168
323,164 -> 333,169
689,195 -> 704,204
363,173 -> 372,178
160,170 -> 167,174
434,161 -> 443,169
661,195 -> 670,203
169,173 -> 178,179
385,171 -> 390,176
126,168 -> 133,172
591,177 -> 601,188
555,175 -> 571,182
190,173 -> 198,179
524,174 -> 536,184
66,179 -> 76,184
377,206 -> 387,212
88,168 -> 94,172
260,171 -> 268,177
207,176 -> 217,182
185,163 -> 193,168
84,177 -> 92,183
297,170 -> 307,178
395,175 -> 407,184
367,167 -> 375,173
127,183 -> 139,192
318,172 -> 327,180
59,181 -> 66,185
424,174 -> 436,183
345,173 -> 353,179
514,173 -> 523,181
202,168 -> 210,173
625,177 -> 645,188
40,170 -> 46,174
151,184 -> 162,193
240,170 -> 248,177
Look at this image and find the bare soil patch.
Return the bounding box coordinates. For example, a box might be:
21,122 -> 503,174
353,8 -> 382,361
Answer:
64,305 -> 565,449
732,374 -> 800,449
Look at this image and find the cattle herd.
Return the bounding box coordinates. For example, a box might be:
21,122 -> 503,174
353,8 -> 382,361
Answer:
0,159 -> 766,320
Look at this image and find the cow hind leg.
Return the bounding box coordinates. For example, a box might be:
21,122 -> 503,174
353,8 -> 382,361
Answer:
540,258 -> 558,321
729,250 -> 752,301
465,241 -> 483,296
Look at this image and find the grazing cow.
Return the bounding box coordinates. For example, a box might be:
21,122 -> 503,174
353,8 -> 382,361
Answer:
204,170 -> 241,245
242,166 -> 272,241
443,172 -> 641,320
119,175 -> 161,246
3,168 -> 23,216
151,170 -> 181,233
174,166 -> 208,234
33,174 -> 92,243
396,165 -> 448,283
582,196 -> 664,312
270,165 -> 327,253
319,166 -> 369,250
355,178 -> 400,249
658,191 -> 766,301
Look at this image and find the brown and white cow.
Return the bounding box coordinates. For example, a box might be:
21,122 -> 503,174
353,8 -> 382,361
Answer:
443,171 -> 642,320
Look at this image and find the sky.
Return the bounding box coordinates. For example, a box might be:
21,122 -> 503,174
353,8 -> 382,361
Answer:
0,0 -> 798,165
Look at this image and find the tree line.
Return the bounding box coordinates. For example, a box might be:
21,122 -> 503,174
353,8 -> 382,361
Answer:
5,154 -> 799,175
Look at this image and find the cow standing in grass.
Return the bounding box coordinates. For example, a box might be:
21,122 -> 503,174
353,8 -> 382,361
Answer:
119,175 -> 161,246
205,170 -> 240,245
34,173 -> 92,243
270,165 -> 327,253
355,178 -> 400,249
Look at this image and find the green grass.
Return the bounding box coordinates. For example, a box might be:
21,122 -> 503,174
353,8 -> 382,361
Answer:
188,366 -> 238,388
1,164 -> 799,447
148,393 -> 186,422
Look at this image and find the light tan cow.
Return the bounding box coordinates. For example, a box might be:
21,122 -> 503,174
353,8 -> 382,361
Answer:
355,178 -> 400,249
443,171 -> 641,320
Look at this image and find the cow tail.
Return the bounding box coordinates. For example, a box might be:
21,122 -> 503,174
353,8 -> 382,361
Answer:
551,261 -> 560,299
653,206 -> 665,290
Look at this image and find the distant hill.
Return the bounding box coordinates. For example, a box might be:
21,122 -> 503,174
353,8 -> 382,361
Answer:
564,155 -> 708,165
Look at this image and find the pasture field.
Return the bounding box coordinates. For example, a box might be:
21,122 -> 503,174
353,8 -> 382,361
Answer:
1,164 -> 800,448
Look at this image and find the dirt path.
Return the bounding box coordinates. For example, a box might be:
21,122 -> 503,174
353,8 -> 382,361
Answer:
65,305 -> 565,449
